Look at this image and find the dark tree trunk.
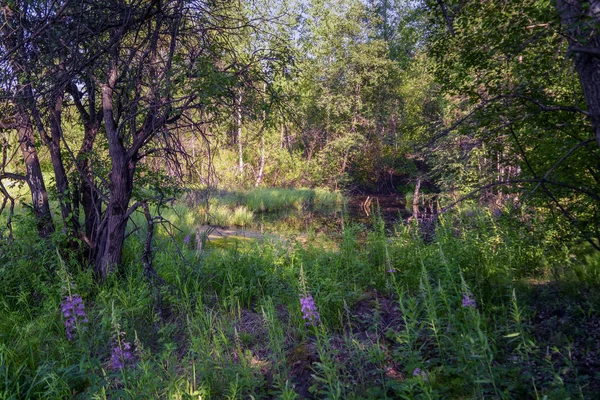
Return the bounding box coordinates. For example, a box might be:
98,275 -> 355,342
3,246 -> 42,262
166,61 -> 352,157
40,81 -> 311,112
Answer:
95,155 -> 134,278
24,83 -> 75,237
69,78 -> 102,260
556,0 -> 600,149
25,86 -> 73,233
2,6 -> 53,237
47,92 -> 75,232
16,109 -> 54,237
435,0 -> 455,37
68,78 -> 103,259
80,177 -> 100,254
95,69 -> 136,278
75,121 -> 101,259
236,92 -> 244,173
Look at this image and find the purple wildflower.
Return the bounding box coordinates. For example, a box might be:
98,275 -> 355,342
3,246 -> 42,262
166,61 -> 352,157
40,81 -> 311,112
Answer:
413,367 -> 428,380
110,338 -> 135,370
462,292 -> 477,308
300,294 -> 321,327
183,234 -> 191,244
387,268 -> 397,273
61,294 -> 88,340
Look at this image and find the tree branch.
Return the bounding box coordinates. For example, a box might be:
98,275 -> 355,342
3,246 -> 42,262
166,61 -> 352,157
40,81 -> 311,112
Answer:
569,45 -> 600,58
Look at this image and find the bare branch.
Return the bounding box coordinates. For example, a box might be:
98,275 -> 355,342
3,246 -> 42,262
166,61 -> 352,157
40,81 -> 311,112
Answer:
437,179 -> 600,251
530,138 -> 595,195
570,45 -> 600,58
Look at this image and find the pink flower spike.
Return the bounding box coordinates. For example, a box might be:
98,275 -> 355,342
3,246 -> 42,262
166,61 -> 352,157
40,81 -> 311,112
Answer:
300,294 -> 321,327
462,293 -> 477,308
60,294 -> 88,341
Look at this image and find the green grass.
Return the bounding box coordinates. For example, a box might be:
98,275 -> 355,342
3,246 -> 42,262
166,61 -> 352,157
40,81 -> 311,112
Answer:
0,204 -> 599,398
176,186 -> 344,230
188,187 -> 343,213
198,204 -> 254,227
240,187 -> 342,212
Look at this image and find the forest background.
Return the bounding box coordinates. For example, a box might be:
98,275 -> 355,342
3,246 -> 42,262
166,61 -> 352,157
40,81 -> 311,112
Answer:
1,0 -> 600,398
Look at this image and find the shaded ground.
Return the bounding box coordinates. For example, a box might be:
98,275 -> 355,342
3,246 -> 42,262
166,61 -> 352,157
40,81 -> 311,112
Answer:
196,225 -> 268,241
526,282 -> 600,393
347,194 -> 409,225
224,291 -> 406,399
217,283 -> 600,399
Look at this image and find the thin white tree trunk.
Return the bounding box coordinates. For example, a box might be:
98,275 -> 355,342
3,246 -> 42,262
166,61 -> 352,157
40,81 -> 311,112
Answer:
255,135 -> 265,187
413,177 -> 421,220
237,92 -> 243,173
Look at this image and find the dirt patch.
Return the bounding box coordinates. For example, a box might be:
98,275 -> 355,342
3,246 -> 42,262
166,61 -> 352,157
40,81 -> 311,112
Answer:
527,282 -> 600,394
233,308 -> 271,359
351,290 -> 404,335
196,225 -> 268,241
283,291 -> 406,398
287,342 -> 320,398
347,195 -> 408,226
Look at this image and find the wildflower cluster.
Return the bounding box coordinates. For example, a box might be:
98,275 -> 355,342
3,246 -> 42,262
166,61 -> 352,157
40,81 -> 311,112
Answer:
413,367 -> 428,380
462,292 -> 477,308
61,294 -> 88,340
300,294 -> 321,327
110,332 -> 135,370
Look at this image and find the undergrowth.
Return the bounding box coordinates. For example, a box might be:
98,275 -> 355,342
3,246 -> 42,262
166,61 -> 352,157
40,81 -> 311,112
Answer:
0,204 -> 598,399
180,187 -> 344,228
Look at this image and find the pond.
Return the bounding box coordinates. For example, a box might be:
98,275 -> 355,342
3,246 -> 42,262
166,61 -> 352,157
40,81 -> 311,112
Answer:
196,194 -> 408,244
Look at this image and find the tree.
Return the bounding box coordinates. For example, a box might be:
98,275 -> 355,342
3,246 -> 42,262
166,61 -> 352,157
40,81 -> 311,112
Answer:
424,0 -> 600,248
368,0 -> 428,66
288,0 -> 417,190
555,0 -> 600,149
1,0 -> 287,278
0,2 -> 58,238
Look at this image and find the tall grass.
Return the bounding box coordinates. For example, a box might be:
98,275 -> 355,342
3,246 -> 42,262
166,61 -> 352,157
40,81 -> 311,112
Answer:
187,187 -> 343,213
200,204 -> 254,227
0,204 -> 598,398
177,186 -> 343,229
241,187 -> 343,212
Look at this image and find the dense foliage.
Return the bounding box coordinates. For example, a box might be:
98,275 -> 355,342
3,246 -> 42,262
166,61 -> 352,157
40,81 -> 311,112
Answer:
1,205 -> 599,398
1,0 -> 600,398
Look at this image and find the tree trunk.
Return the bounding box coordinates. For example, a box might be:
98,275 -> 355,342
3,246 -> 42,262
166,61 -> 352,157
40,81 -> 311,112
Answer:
77,122 -> 101,259
47,92 -> 74,232
556,0 -> 600,149
95,155 -> 134,278
2,7 -> 53,237
382,0 -> 389,41
95,73 -> 135,278
340,148 -> 349,176
69,78 -> 102,260
412,177 -> 422,220
25,87 -> 74,234
16,109 -> 54,237
436,0 -> 455,37
256,134 -> 265,187
237,92 -> 244,173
